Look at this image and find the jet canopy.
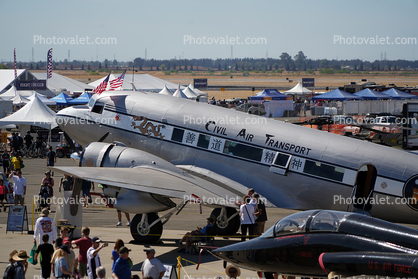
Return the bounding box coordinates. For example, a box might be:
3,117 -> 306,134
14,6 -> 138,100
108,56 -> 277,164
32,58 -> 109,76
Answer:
261,210 -> 353,238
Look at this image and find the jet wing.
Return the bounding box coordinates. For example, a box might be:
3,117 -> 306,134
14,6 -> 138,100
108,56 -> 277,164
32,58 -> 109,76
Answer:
319,251 -> 418,278
53,166 -> 247,207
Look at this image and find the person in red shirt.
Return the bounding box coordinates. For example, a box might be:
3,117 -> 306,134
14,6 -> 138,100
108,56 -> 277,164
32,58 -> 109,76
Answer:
71,227 -> 92,277
0,178 -> 6,211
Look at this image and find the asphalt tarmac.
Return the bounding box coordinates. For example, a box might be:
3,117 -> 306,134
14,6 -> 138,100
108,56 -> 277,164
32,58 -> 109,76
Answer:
0,156 -> 297,279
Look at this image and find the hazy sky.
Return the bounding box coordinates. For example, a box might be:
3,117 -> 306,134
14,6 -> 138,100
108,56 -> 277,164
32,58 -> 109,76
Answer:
1,0 -> 417,62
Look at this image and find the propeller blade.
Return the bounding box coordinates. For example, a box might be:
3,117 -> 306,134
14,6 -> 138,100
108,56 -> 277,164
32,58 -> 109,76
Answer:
98,132 -> 110,142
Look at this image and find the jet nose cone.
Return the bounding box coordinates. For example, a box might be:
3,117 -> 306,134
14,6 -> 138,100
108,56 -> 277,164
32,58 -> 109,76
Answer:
210,240 -> 253,262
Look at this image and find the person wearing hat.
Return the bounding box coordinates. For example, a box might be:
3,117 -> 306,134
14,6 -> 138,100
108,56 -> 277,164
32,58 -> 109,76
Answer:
225,265 -> 241,279
12,250 -> 30,279
141,248 -> 165,279
3,250 -> 18,279
34,234 -> 54,279
176,218 -> 215,254
87,237 -> 106,279
112,246 -> 132,279
53,245 -> 74,279
63,237 -> 76,274
34,208 -> 57,244
9,169 -> 26,206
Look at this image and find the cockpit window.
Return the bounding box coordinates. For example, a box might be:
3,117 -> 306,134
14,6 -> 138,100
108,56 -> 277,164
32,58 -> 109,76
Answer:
88,95 -> 97,107
261,210 -> 318,238
91,102 -> 104,114
308,211 -> 349,232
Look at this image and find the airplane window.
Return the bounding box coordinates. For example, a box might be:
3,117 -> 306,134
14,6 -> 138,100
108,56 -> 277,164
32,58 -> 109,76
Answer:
197,134 -> 210,148
171,128 -> 184,142
303,160 -> 345,182
223,141 -> 263,161
274,153 -> 290,167
88,96 -> 96,107
91,103 -> 104,114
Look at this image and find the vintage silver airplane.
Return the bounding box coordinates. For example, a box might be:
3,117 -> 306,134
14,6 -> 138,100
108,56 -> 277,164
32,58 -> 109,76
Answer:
54,91 -> 418,242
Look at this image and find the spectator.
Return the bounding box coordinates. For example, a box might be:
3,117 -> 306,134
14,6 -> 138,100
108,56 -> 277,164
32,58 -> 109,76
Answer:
53,246 -> 73,279
81,180 -> 94,208
3,250 -> 18,279
11,250 -> 29,279
176,218 -> 215,254
9,170 -> 26,206
2,148 -> 10,175
96,266 -> 106,279
112,246 -> 132,279
253,193 -> 267,236
72,227 -> 92,277
46,146 -> 56,168
41,171 -> 54,198
111,239 -> 125,271
225,265 -> 241,279
63,237 -> 76,274
59,174 -> 73,192
10,152 -> 23,171
34,208 -> 57,244
34,234 -> 54,279
0,178 -> 6,211
116,210 -> 131,226
60,226 -> 70,238
24,131 -> 33,150
141,248 -> 165,279
239,195 -> 256,241
87,237 -> 106,279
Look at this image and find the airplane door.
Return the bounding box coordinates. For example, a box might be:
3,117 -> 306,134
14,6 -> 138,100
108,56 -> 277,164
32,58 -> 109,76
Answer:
352,164 -> 377,212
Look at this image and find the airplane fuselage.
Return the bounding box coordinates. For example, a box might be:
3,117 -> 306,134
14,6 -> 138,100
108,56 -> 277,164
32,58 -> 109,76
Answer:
56,91 -> 418,223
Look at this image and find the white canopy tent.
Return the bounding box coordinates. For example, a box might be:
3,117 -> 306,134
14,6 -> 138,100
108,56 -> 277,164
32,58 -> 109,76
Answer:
11,94 -> 30,106
183,86 -> 198,99
0,93 -> 57,129
27,92 -> 56,105
284,82 -> 312,95
173,86 -> 188,99
158,86 -> 173,96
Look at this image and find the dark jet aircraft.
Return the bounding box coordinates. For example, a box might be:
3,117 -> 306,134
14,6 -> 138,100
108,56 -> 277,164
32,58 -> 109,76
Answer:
211,210 -> 418,278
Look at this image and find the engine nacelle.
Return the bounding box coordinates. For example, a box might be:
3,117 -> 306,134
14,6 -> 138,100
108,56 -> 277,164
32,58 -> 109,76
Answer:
114,188 -> 175,214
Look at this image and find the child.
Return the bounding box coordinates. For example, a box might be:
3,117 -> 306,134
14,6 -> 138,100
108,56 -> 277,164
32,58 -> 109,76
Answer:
0,179 -> 6,211
34,234 -> 54,279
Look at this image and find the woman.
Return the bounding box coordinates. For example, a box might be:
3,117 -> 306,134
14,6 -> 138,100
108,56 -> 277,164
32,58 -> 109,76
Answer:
111,239 -> 125,271
42,171 -> 54,198
53,245 -> 73,279
239,195 -> 256,241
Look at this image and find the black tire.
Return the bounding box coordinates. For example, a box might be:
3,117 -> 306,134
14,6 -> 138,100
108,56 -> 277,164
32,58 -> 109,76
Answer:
211,208 -> 240,236
56,149 -> 64,158
130,213 -> 163,243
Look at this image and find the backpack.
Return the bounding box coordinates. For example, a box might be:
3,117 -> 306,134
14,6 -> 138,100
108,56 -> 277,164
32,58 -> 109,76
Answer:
3,263 -> 15,279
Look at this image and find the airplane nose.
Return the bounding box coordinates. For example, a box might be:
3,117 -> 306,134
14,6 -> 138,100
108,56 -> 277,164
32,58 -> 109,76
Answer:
211,240 -> 254,263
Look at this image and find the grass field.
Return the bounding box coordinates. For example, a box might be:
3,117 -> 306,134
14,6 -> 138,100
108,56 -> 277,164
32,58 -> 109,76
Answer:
33,70 -> 418,100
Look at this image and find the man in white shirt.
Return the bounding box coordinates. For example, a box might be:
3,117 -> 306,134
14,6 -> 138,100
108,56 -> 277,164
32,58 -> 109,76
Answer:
87,236 -> 106,279
34,208 -> 57,244
9,170 -> 27,205
141,248 -> 166,279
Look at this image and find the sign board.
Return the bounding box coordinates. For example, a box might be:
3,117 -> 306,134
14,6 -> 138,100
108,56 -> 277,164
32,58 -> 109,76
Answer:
193,78 -> 207,89
162,264 -> 177,279
302,78 -> 315,88
1,132 -> 7,144
15,80 -> 47,91
6,205 -> 28,233
220,88 -> 225,92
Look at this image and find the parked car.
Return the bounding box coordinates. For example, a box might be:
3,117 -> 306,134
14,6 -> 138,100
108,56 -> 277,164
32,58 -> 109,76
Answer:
235,103 -> 266,116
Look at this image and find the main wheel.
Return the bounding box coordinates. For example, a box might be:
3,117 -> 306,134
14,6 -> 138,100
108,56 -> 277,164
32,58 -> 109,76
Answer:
211,207 -> 240,236
130,213 -> 163,243
56,149 -> 65,158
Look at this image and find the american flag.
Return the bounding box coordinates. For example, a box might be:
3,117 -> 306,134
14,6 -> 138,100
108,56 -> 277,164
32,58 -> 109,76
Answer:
109,71 -> 125,91
93,74 -> 110,95
47,48 -> 53,79
14,48 -> 17,79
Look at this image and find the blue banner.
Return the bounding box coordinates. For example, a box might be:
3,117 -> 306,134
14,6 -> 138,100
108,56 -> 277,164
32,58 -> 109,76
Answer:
16,80 -> 47,90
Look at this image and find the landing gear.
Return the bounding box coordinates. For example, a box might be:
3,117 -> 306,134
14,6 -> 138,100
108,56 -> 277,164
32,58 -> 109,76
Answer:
211,207 -> 240,236
130,213 -> 163,243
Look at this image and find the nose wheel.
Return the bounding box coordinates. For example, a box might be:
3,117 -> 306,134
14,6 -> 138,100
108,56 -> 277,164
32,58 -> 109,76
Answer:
211,207 -> 240,236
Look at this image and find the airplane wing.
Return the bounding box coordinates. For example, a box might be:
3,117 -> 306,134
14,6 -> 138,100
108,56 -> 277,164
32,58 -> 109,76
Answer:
53,166 -> 248,208
319,251 -> 418,278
